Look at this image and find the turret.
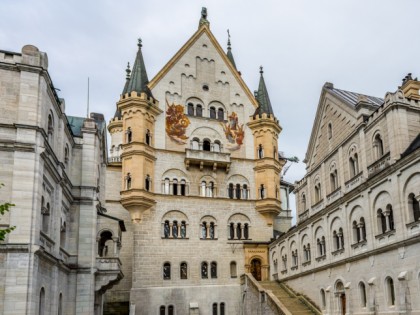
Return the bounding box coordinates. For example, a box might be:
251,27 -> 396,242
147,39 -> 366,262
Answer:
117,39 -> 162,222
247,67 -> 285,226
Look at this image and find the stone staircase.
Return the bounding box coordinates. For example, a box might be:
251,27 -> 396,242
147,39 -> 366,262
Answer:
259,281 -> 321,315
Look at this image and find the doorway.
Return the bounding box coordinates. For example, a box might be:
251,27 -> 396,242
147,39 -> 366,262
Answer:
250,258 -> 262,281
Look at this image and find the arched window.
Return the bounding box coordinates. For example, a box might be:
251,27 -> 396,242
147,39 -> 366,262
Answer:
359,282 -> 367,307
196,104 -> 203,117
409,193 -> 420,222
387,205 -> 395,231
145,175 -> 151,191
202,222 -> 207,239
349,153 -> 359,177
58,293 -> 63,315
42,202 -> 50,234
168,305 -> 174,315
236,223 -> 242,240
235,184 -> 241,199
242,184 -> 249,199
360,217 -> 366,240
386,277 -> 395,306
330,169 -> 338,191
201,181 -> 207,197
188,103 -> 194,116
339,228 -> 344,249
212,303 -> 218,315
353,221 -> 359,243
98,230 -> 113,257
64,145 -> 69,165
314,183 -> 321,203
302,193 -> 307,210
39,287 -> 45,315
328,123 -> 332,139
60,221 -> 66,248
228,183 -> 234,199
209,222 -> 215,239
320,289 -> 326,309
213,141 -> 220,152
230,261 -> 237,278
260,185 -> 265,199
201,262 -> 208,278
47,114 -> 54,144
258,144 -> 264,159
164,221 -> 170,238
374,134 -> 384,159
126,127 -> 132,143
164,178 -> 170,194
210,107 -> 216,119
377,209 -> 387,234
172,179 -> 178,195
172,220 -> 178,239
145,129 -> 151,145
203,140 -> 211,151
333,230 -> 339,250
180,262 -> 188,279
126,173 -> 132,190
229,223 -> 234,239
160,306 -> 165,315
244,223 -> 249,239
180,221 -> 187,238
217,108 -> 224,121
192,138 -> 199,150
220,302 -> 225,315
207,182 -> 214,197
211,262 -> 217,278
163,262 -> 171,280
180,179 -> 186,196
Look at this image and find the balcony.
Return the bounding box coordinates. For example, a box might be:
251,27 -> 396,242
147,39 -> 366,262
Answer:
345,172 -> 363,192
185,149 -> 231,172
108,156 -> 121,163
95,257 -> 124,292
326,188 -> 342,205
298,210 -> 309,223
368,152 -> 390,177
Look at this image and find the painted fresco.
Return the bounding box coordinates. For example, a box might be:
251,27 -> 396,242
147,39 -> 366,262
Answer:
165,100 -> 190,144
221,112 -> 245,151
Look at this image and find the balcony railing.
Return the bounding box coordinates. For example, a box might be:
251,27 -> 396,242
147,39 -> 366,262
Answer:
108,156 -> 121,163
368,152 -> 390,177
185,149 -> 231,172
345,172 -> 363,192
298,210 -> 309,223
326,188 -> 341,204
96,257 -> 122,271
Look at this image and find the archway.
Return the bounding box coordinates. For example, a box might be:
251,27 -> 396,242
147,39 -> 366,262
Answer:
335,281 -> 346,315
250,258 -> 262,281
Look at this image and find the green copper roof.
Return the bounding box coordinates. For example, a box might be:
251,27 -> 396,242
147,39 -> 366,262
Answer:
226,31 -> 237,70
126,39 -> 152,97
254,67 -> 274,117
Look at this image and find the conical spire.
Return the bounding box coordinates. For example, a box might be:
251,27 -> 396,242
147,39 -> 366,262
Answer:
253,66 -> 275,117
122,62 -> 131,94
126,38 -> 152,97
114,63 -> 131,119
226,29 -> 237,70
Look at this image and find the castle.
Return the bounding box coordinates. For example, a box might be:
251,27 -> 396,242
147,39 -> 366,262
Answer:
0,8 -> 419,315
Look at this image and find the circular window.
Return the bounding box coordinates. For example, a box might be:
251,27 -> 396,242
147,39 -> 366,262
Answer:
202,85 -> 209,91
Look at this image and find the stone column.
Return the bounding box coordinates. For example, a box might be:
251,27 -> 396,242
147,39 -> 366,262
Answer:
169,222 -> 173,238
384,211 -> 391,232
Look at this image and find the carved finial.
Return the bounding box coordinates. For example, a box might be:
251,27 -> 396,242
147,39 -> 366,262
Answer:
138,38 -> 142,48
126,62 -> 131,80
199,7 -> 210,28
227,29 -> 231,48
260,66 -> 264,75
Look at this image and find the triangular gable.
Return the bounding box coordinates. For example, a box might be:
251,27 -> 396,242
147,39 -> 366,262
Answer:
304,85 -> 361,168
148,24 -> 258,108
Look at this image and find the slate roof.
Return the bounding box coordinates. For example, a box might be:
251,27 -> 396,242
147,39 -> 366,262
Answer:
253,68 -> 275,117
327,86 -> 384,107
67,115 -> 105,137
401,133 -> 420,158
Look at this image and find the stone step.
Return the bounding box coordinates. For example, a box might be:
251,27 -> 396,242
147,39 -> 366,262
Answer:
259,281 -> 317,315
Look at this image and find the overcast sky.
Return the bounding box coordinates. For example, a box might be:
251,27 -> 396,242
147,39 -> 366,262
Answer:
2,0 -> 420,220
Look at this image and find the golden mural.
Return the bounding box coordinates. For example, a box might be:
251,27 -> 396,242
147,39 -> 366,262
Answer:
165,100 -> 190,144
221,112 -> 245,151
